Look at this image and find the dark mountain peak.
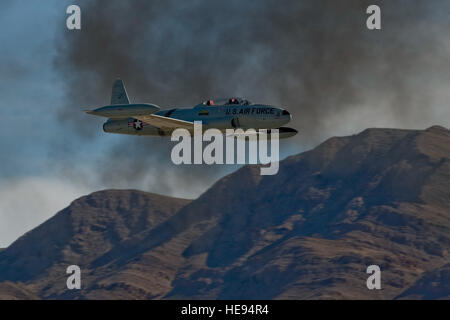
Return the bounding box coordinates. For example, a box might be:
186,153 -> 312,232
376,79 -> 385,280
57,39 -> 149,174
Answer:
70,189 -> 183,212
286,126 -> 450,202
357,127 -> 413,139
425,125 -> 449,133
1,127 -> 449,299
0,190 -> 190,283
321,125 -> 449,161
286,127 -> 419,174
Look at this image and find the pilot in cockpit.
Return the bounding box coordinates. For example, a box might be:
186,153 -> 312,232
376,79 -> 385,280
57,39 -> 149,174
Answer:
228,98 -> 239,105
206,99 -> 214,106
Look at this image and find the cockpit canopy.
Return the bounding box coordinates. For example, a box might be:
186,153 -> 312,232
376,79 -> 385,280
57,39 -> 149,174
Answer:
199,97 -> 252,107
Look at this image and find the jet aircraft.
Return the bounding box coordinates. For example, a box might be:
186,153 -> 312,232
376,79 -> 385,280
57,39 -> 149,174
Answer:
85,79 -> 298,139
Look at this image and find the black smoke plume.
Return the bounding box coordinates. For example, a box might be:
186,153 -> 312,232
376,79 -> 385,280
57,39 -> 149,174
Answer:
54,0 -> 450,196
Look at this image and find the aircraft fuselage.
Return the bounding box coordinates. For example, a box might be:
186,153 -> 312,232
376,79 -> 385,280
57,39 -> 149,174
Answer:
102,104 -> 294,137
85,79 -> 298,139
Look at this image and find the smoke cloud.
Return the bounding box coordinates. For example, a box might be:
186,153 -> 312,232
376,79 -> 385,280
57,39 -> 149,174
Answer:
54,0 -> 450,195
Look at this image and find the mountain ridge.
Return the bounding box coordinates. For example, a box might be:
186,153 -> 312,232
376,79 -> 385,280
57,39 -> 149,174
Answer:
0,126 -> 449,299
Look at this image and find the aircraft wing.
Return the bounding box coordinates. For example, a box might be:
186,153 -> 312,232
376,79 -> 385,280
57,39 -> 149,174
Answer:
135,114 -> 194,130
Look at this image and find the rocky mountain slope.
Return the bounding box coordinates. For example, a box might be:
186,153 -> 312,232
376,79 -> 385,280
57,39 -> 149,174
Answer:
0,282 -> 38,300
0,126 -> 449,299
0,190 -> 191,299
397,262 -> 450,299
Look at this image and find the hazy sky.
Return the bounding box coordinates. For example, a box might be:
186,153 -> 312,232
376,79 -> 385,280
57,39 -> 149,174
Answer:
1,0 -> 450,247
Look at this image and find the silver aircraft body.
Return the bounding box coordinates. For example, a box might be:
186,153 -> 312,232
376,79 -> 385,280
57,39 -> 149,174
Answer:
85,79 -> 298,139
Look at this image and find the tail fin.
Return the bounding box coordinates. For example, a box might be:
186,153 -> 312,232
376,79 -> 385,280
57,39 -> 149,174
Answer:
111,79 -> 130,105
